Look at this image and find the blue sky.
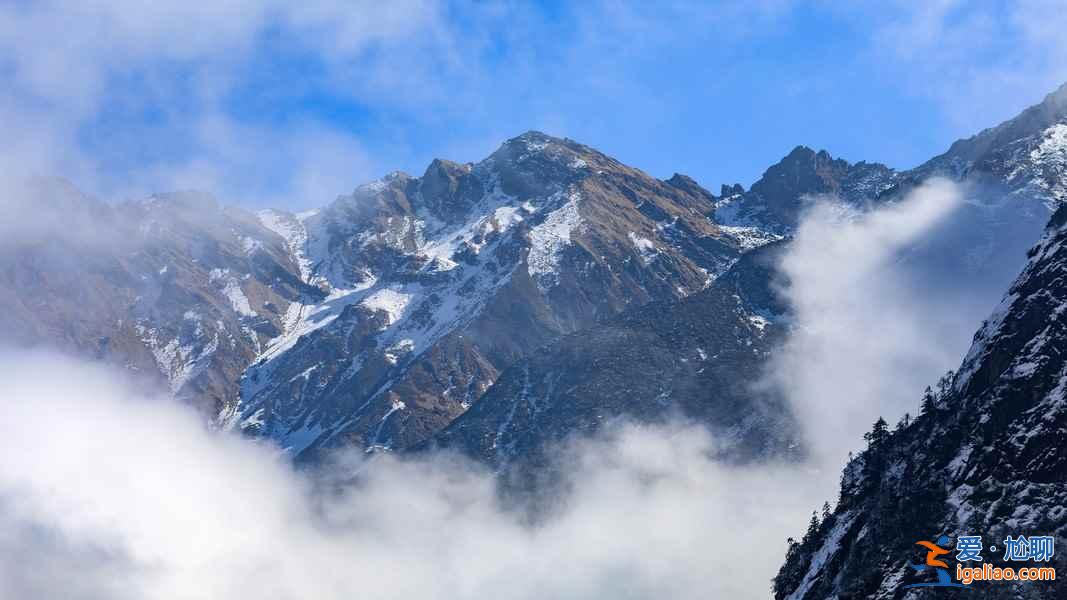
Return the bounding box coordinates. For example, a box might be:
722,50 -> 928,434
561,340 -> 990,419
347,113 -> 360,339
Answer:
2,1 -> 1066,208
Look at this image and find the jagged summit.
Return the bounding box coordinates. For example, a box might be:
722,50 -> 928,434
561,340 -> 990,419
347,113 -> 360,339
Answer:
713,146 -> 898,233
509,129 -> 558,144
783,145 -> 827,160
501,130 -> 592,153
720,183 -> 745,197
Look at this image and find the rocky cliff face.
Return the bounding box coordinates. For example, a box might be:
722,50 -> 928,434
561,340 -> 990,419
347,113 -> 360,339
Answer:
772,208 -> 1067,600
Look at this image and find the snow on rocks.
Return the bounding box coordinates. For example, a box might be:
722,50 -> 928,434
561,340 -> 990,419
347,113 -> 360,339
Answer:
1029,123 -> 1067,201
527,189 -> 584,293
210,268 -> 257,317
360,288 -> 412,326
628,231 -> 658,265
257,209 -> 314,283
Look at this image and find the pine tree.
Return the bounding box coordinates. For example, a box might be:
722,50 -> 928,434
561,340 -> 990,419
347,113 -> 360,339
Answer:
920,385 -> 936,415
863,417 -> 889,450
821,501 -> 832,521
862,417 -> 891,482
802,510 -> 820,549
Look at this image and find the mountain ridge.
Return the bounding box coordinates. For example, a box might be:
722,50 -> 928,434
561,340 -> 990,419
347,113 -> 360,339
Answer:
4,82 -> 1067,464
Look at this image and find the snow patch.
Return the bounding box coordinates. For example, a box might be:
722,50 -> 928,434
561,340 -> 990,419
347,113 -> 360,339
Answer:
257,209 -> 314,283
628,231 -> 658,265
239,235 -> 262,255
384,339 -> 415,364
527,190 -> 583,292
718,224 -> 784,250
361,288 -> 412,326
135,323 -> 219,395
210,268 -> 257,317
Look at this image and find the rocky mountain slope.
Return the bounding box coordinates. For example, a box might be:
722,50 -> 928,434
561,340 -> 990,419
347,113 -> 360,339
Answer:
773,204 -> 1067,599
913,82 -> 1067,205
431,241 -> 797,467
222,132 -> 757,457
0,180 -> 315,415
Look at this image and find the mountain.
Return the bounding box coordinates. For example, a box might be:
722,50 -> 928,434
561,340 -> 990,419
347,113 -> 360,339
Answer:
718,83 -> 1067,244
422,86 -> 1067,471
714,146 -> 899,234
430,241 -> 797,467
5,83 -> 1067,466
4,132 -> 824,460
773,205 -> 1067,599
221,131 -> 762,456
0,180 -> 315,415
424,149 -> 900,470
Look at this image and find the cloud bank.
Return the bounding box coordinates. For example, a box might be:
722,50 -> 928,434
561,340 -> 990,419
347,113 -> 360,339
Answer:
0,351 -> 825,600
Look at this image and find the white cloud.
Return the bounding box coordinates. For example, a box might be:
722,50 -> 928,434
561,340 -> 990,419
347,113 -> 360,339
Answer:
0,1 -> 447,206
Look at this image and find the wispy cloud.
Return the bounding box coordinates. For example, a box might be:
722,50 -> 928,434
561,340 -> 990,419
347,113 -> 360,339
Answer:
769,178 -> 1046,465
860,0 -> 1067,135
4,1 -> 1063,208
